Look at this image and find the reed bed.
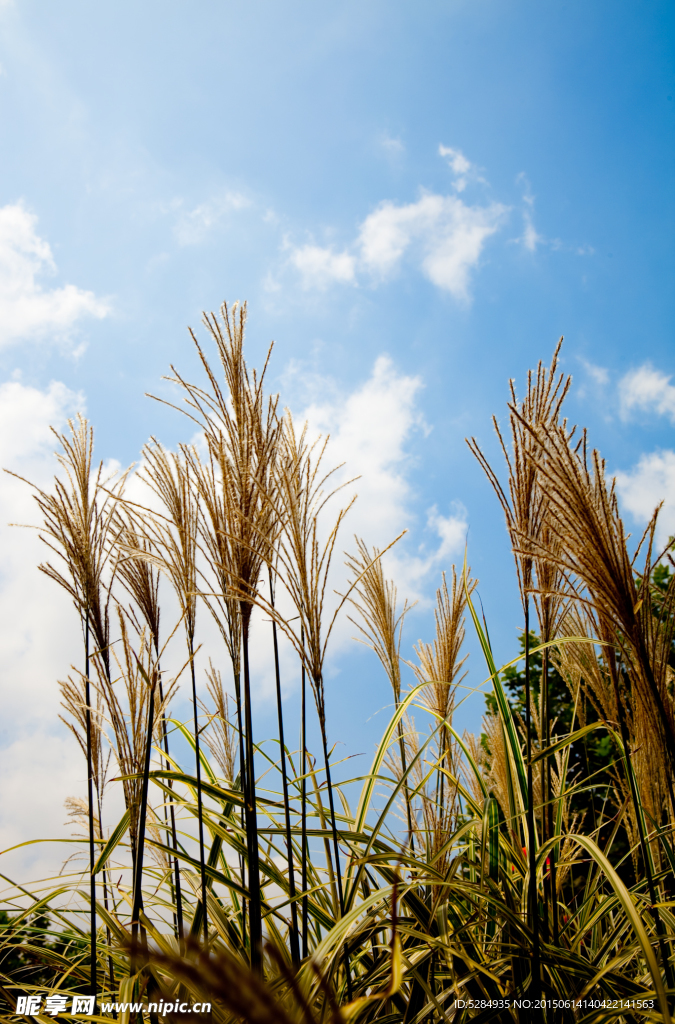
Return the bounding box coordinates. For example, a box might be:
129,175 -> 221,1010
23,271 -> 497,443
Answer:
2,307 -> 675,1024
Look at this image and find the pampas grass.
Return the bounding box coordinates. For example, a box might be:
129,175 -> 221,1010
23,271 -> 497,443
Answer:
7,311 -> 675,1024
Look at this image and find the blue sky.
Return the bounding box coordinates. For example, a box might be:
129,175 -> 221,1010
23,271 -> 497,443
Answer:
0,0 -> 674,875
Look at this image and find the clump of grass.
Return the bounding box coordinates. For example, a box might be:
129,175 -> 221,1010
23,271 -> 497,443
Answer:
7,310 -> 675,1024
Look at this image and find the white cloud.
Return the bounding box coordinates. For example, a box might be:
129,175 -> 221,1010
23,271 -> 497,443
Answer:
293,355 -> 467,604
618,362 -> 675,423
358,193 -> 507,299
615,450 -> 675,551
173,192 -> 250,246
287,193 -> 507,302
283,146 -> 509,302
300,355 -> 426,542
0,202 -> 109,349
427,503 -> 468,563
288,243 -> 356,289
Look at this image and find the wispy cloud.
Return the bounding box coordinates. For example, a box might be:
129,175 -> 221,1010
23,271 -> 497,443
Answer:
515,174 -> 543,252
618,362 -> 675,423
573,357 -> 610,397
283,147 -> 509,302
521,207 -> 541,252
513,173 -> 593,256
380,134 -> 405,156
173,192 -> 250,245
0,202 -> 109,350
438,144 -> 474,192
581,359 -> 609,386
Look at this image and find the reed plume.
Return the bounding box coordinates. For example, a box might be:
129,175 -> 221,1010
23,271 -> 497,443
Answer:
249,413 -> 357,989
60,669 -> 118,993
202,661 -> 237,784
272,417 -> 351,940
59,673 -> 109,838
511,423 -> 675,983
157,301 -> 281,970
6,415 -> 125,998
101,609 -> 173,960
130,440 -> 208,944
413,567 -> 475,840
346,539 -> 415,845
521,425 -> 675,781
251,415 -> 402,992
467,340 -> 570,1004
114,508 -> 184,940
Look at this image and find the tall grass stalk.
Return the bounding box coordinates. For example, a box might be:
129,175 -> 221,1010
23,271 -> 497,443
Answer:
160,302 -> 282,970
115,516 -> 184,939
130,663 -> 158,963
8,416 -> 125,997
133,442 -> 208,942
268,567 -> 300,965
467,341 -> 572,1003
83,619 -> 97,995
300,627 -> 308,960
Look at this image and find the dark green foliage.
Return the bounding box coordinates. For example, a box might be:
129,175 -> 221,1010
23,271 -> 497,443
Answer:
484,633 -> 626,871
0,913 -> 56,991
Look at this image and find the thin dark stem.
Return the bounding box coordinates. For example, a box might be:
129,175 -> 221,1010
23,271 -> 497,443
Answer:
539,645 -> 549,944
524,605 -> 541,1014
156,669 -> 183,943
189,636 -> 208,946
269,569 -> 300,965
95,754 -> 116,1010
319,722 -> 353,1001
232,667 -> 247,952
130,669 -> 157,973
542,647 -> 558,946
397,718 -> 415,852
300,645 -> 308,959
84,617 -> 97,1001
437,727 -> 446,826
99,865 -> 116,1010
242,626 -> 262,973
